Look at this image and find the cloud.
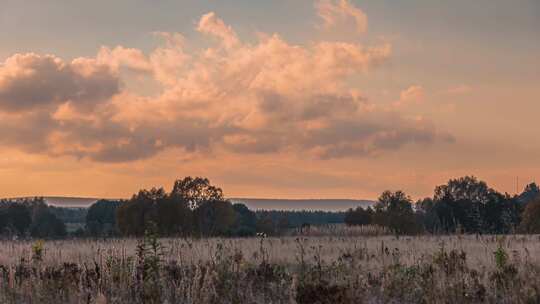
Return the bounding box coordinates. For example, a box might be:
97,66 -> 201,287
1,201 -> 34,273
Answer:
97,46 -> 152,73
316,0 -> 368,34
197,12 -> 239,49
0,111 -> 57,153
0,53 -> 120,112
149,33 -> 190,86
0,10 -> 452,163
394,85 -> 425,107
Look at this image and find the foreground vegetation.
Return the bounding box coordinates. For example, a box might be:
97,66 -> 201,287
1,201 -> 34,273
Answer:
0,233 -> 539,303
1,176 -> 540,302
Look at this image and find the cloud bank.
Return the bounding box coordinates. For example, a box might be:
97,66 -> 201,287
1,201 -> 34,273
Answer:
0,6 -> 452,163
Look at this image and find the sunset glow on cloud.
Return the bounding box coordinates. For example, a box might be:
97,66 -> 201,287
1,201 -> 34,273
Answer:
0,0 -> 538,199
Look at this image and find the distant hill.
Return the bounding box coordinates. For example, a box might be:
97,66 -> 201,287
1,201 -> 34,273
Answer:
230,198 -> 375,211
4,196 -> 100,208
5,196 -> 375,211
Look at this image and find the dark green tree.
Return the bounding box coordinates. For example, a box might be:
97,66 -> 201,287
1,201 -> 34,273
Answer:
117,188 -> 166,236
30,205 -> 67,238
0,203 -> 32,236
425,176 -> 521,234
434,176 -> 491,204
344,206 -> 373,226
518,182 -> 540,205
519,198 -> 540,233
232,203 -> 257,236
155,195 -> 192,236
86,200 -> 122,237
372,190 -> 420,234
171,177 -> 223,209
116,178 -> 228,237
193,200 -> 237,236
416,198 -> 443,232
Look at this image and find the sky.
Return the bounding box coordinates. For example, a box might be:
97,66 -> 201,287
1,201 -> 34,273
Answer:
0,0 -> 539,200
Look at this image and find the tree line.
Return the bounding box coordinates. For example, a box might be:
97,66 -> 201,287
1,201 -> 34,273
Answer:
87,177 -> 262,237
0,198 -> 66,239
85,177 -> 354,238
344,176 -> 540,234
1,175 -> 539,238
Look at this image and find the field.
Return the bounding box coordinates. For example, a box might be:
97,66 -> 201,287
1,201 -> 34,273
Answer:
1,233 -> 540,303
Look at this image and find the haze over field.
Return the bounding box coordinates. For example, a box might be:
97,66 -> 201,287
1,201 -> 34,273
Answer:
6,196 -> 374,211
0,0 -> 539,201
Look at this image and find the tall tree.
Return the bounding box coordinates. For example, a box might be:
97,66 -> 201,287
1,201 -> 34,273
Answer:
194,200 -> 237,236
518,182 -> 540,204
1,204 -> 32,236
429,176 -> 521,233
155,195 -> 192,236
232,203 -> 257,236
86,200 -> 122,237
117,188 -> 166,236
171,177 -> 224,209
434,176 -> 491,204
30,204 -> 67,238
373,191 -> 420,234
520,198 -> 540,233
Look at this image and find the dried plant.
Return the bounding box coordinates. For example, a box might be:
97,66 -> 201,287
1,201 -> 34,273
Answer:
0,234 -> 539,303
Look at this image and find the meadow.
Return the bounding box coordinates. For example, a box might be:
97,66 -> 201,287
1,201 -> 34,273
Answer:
1,231 -> 539,303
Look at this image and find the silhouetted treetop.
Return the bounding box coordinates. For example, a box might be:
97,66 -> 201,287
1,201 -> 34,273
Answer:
375,190 -> 412,212
518,182 -> 540,204
434,176 -> 493,204
371,190 -> 419,235
132,187 -> 167,203
171,177 -> 224,209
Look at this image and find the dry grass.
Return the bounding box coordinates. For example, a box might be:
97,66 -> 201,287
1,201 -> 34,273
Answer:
1,234 -> 540,303
1,234 -> 539,267
289,224 -> 390,237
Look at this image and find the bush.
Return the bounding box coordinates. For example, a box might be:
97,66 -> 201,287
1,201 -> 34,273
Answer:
519,198 -> 540,233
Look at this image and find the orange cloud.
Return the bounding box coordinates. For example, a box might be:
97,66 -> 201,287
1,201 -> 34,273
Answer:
316,0 -> 368,34
97,46 -> 152,73
0,10 -> 451,164
197,12 -> 239,49
394,85 -> 425,107
0,53 -> 120,113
